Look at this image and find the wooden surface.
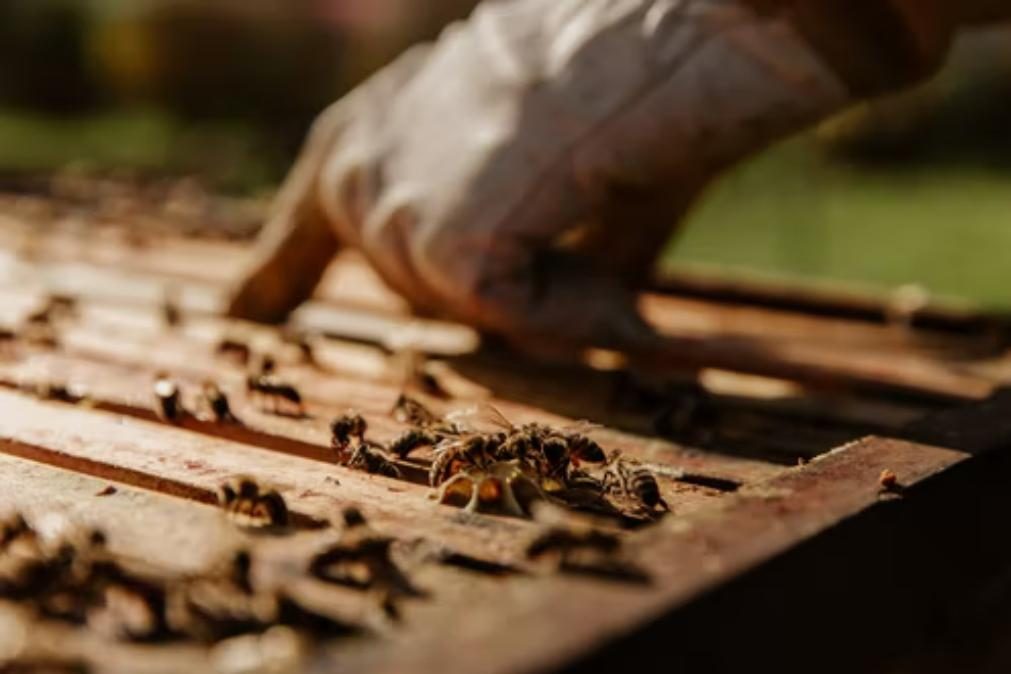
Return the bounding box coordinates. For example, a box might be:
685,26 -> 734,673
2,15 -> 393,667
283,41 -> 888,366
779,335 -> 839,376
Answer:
2,189 -> 1011,673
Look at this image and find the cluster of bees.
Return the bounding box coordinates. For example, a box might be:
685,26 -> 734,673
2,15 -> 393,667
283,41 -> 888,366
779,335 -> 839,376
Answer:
0,511 -> 378,648
329,396 -> 669,522
13,296 -> 667,528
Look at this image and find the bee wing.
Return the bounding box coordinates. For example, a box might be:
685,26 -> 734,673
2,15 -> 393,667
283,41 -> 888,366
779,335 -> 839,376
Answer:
444,402 -> 514,433
558,420 -> 603,436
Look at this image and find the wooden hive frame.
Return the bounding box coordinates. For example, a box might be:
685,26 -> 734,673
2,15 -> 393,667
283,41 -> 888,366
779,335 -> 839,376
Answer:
0,187 -> 1010,673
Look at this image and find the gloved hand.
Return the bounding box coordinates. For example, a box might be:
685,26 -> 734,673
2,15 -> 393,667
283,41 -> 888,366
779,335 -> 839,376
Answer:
228,0 -> 955,354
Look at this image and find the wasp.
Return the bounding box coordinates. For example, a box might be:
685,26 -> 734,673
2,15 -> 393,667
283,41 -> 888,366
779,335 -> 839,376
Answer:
153,374 -> 184,423
246,375 -> 303,417
217,477 -> 290,529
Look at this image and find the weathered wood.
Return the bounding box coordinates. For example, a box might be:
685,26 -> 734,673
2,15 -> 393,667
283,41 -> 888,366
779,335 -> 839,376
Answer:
0,227 -> 998,398
652,266 -> 1008,335
4,197 -> 1011,674
0,389 -> 540,568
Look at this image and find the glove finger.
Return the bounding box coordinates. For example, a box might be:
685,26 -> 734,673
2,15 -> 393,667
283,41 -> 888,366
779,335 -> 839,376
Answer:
470,250 -> 661,354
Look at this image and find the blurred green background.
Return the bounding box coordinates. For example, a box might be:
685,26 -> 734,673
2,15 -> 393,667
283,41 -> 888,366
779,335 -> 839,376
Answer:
2,0 -> 1011,308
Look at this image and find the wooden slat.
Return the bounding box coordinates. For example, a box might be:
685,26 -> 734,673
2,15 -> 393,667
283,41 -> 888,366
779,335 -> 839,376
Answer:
5,194 -> 1011,674
0,221 -> 1000,398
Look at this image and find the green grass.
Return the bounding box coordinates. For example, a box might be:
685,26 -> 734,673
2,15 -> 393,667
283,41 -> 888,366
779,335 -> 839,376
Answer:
0,108 -> 279,192
668,140 -> 1011,310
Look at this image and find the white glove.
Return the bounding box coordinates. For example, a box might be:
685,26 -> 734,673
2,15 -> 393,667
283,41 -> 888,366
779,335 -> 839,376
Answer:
228,0 -> 944,353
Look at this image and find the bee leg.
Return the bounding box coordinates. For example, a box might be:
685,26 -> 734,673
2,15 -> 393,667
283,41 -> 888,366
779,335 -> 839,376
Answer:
498,482 -> 526,518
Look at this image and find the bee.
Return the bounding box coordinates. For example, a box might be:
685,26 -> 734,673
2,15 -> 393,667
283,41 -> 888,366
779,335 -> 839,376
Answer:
169,558 -> 275,642
339,442 -> 402,479
215,337 -> 251,365
202,382 -> 238,424
414,369 -> 451,399
245,375 -> 303,417
565,469 -> 605,492
0,514 -> 74,601
153,374 -> 184,423
604,457 -> 668,513
308,512 -> 418,600
21,323 -> 60,349
429,434 -> 502,487
24,303 -> 54,326
47,293 -> 77,317
23,381 -> 85,404
162,289 -> 181,328
388,428 -> 440,459
217,477 -> 289,529
330,413 -> 368,455
88,573 -> 171,642
0,513 -> 35,549
564,433 -> 607,466
526,523 -> 648,583
452,404 -> 605,477
25,294 -> 76,327
227,549 -> 254,595
341,506 -> 368,529
391,394 -> 441,427
526,527 -> 620,560
553,469 -> 619,513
